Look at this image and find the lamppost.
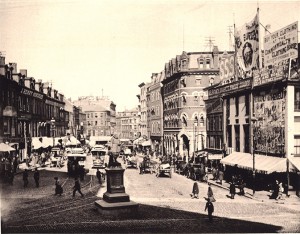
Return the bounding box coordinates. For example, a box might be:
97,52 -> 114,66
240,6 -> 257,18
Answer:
50,117 -> 56,147
193,117 -> 198,163
251,116 -> 257,196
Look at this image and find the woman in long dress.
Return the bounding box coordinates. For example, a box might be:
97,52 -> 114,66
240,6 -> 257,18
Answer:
207,183 -> 216,202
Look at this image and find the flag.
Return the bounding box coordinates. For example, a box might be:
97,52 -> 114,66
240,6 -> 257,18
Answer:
235,13 -> 260,79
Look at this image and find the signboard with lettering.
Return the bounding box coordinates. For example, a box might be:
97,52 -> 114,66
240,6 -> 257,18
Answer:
253,59 -> 290,86
264,22 -> 298,66
208,78 -> 252,99
21,88 -> 44,100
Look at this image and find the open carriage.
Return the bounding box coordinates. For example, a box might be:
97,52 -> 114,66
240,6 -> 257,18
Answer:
139,156 -> 156,174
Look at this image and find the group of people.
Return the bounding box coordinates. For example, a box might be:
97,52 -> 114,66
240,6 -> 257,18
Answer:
190,182 -> 216,222
22,168 -> 40,188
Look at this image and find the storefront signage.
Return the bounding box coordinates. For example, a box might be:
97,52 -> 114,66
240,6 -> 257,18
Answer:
21,88 -> 44,100
208,78 -> 251,99
253,59 -> 290,86
45,99 -> 64,108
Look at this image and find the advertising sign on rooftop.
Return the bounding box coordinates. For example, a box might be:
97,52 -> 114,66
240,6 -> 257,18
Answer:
264,21 -> 298,67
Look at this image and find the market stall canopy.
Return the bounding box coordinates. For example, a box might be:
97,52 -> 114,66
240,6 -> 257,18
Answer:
0,143 -> 16,152
65,136 -> 80,146
32,137 -> 53,149
220,152 -> 288,174
141,140 -> 151,146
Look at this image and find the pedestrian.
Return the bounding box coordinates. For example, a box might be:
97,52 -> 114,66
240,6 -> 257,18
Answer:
73,177 -> 84,197
218,170 -> 224,185
229,182 -> 236,199
96,168 -> 102,184
33,168 -> 40,188
204,198 -> 214,222
276,182 -> 284,200
9,169 -> 14,185
190,182 -> 199,199
54,177 -> 63,195
207,183 -> 216,202
23,169 -> 29,188
212,167 -> 217,180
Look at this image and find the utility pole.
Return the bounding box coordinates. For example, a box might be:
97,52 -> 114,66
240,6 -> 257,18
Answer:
204,36 -> 215,52
227,26 -> 234,51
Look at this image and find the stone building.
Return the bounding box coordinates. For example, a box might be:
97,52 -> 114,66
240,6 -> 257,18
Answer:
161,47 -> 224,160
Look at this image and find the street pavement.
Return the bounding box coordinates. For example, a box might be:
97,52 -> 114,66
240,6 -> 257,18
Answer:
1,154 -> 299,233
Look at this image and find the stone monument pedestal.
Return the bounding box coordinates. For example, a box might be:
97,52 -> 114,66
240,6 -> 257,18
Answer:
95,167 -> 139,217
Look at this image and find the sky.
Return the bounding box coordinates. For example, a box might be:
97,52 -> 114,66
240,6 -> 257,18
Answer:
0,0 -> 299,111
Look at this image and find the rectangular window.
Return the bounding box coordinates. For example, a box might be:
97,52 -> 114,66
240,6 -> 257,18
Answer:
245,94 -> 249,115
235,96 -> 239,116
294,136 -> 300,155
235,125 -> 240,152
295,88 -> 300,111
227,125 -> 232,147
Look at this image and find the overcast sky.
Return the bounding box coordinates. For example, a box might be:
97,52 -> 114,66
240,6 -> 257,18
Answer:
1,0 -> 299,111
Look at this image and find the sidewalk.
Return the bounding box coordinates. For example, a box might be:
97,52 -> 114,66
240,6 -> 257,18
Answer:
205,173 -> 300,205
135,153 -> 299,205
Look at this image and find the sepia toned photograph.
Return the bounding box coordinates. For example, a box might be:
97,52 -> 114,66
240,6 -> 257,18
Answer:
0,0 -> 300,233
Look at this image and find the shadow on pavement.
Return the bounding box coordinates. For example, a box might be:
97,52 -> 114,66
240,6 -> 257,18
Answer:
2,198 -> 282,233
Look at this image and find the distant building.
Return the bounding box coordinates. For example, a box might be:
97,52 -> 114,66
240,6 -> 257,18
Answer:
85,105 -> 112,137
115,107 -> 140,140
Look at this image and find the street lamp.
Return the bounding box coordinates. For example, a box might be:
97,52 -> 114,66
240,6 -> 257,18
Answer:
50,117 -> 56,147
193,117 -> 198,163
251,116 -> 257,196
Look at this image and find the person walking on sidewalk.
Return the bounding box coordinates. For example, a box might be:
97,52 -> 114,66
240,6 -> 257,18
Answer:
23,169 -> 29,188
204,199 -> 214,222
73,177 -> 84,197
33,168 -> 40,188
190,182 -> 199,199
54,177 -> 63,195
229,182 -> 236,199
218,170 -> 224,185
96,169 -> 102,184
207,183 -> 216,202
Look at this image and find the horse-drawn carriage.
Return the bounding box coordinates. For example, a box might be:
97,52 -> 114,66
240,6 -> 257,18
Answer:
125,155 -> 138,169
139,156 -> 156,174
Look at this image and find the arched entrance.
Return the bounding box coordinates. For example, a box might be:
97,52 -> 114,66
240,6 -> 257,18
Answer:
180,134 -> 190,161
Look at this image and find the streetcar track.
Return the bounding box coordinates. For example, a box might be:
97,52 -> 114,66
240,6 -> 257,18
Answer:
6,177 -> 101,223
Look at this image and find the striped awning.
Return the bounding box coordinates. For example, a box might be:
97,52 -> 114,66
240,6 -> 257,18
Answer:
220,152 -> 288,174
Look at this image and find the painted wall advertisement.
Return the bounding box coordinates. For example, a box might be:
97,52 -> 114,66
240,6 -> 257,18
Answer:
219,53 -> 234,83
253,88 -> 285,155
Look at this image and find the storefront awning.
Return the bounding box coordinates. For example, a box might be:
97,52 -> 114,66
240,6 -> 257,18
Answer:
289,157 -> 300,172
220,152 -> 288,174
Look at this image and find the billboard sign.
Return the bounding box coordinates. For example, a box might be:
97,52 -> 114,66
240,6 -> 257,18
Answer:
264,21 -> 298,67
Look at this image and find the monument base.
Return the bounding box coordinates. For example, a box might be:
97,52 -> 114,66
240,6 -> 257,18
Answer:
94,166 -> 139,217
94,200 -> 139,217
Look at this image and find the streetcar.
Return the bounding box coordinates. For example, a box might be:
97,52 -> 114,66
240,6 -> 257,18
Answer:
91,147 -> 109,169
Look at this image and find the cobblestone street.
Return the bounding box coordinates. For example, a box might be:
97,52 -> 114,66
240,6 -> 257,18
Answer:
1,158 -> 300,233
